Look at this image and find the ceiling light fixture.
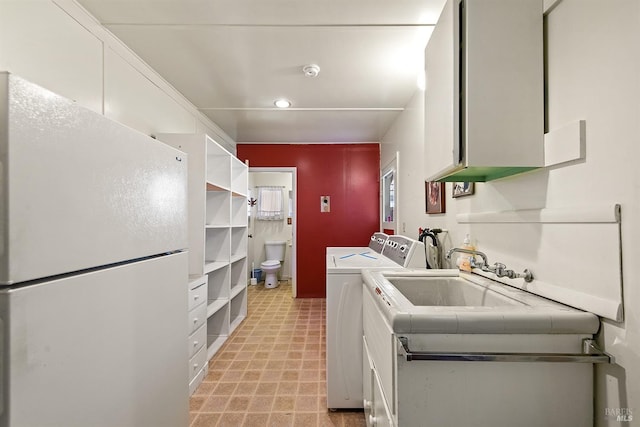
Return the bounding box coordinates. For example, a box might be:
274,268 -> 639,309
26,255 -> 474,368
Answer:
274,98 -> 291,108
302,64 -> 320,78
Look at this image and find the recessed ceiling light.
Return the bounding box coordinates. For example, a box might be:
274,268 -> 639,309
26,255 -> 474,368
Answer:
274,99 -> 291,108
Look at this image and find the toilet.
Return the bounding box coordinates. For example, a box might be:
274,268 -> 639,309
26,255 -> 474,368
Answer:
261,241 -> 286,289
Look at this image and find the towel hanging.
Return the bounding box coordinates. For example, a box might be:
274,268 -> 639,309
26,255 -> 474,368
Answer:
255,186 -> 284,221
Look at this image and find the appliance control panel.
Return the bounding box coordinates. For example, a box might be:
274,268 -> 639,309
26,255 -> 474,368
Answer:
382,235 -> 425,268
368,232 -> 390,254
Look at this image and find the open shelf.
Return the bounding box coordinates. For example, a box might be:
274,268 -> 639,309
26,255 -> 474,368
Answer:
230,257 -> 248,296
230,288 -> 247,333
231,196 -> 248,226
157,132 -> 248,388
206,191 -> 231,225
207,266 -> 230,300
204,261 -> 227,275
231,156 -> 248,196
206,182 -> 229,192
231,227 -> 248,259
207,298 -> 228,318
206,138 -> 231,187
205,228 -> 230,263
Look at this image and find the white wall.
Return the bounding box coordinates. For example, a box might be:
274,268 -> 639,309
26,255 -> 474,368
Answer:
0,0 -> 236,153
382,0 -> 640,424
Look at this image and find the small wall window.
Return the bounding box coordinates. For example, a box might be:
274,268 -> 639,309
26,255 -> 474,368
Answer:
382,170 -> 394,223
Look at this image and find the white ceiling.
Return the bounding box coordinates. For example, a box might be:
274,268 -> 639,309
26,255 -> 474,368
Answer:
76,0 -> 446,143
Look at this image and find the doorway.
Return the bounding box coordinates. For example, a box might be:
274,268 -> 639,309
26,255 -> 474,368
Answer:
381,152 -> 399,234
248,167 -> 297,297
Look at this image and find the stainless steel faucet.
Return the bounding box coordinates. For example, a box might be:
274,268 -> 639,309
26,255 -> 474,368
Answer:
445,247 -> 488,268
445,247 -> 534,282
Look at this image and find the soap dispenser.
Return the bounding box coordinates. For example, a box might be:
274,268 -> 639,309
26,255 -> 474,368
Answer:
458,234 -> 475,272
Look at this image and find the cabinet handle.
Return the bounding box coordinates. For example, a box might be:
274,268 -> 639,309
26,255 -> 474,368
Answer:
193,318 -> 198,324
193,363 -> 199,369
369,415 -> 377,426
194,295 -> 200,300
363,399 -> 372,409
193,341 -> 199,347
397,336 -> 612,363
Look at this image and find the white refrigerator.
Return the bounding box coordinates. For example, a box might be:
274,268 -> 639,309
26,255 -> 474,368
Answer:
0,72 -> 190,427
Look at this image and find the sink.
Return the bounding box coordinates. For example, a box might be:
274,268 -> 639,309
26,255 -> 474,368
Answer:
362,269 -> 600,334
386,276 -> 524,307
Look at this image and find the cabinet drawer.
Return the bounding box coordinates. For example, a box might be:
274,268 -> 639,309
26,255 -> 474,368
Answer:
189,345 -> 207,382
188,302 -> 207,334
188,323 -> 206,358
188,282 -> 207,311
189,362 -> 206,396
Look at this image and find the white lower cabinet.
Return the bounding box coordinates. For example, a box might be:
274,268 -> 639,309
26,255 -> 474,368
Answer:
188,295 -> 207,335
188,324 -> 206,359
363,336 -> 393,427
188,276 -> 208,393
188,345 -> 207,395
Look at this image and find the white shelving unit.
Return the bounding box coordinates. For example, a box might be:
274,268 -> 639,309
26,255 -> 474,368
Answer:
158,133 -> 248,394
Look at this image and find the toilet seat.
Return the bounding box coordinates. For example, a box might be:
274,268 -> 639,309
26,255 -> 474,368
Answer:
260,260 -> 281,289
261,260 -> 280,268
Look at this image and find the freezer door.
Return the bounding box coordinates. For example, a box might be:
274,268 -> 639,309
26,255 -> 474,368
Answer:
0,73 -> 188,284
0,252 -> 189,427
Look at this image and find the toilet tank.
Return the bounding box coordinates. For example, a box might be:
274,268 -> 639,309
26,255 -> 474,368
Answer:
265,241 -> 286,261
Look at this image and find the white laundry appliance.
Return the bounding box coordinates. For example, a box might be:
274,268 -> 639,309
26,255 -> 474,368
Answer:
0,73 -> 189,427
325,231 -> 389,257
326,235 -> 424,409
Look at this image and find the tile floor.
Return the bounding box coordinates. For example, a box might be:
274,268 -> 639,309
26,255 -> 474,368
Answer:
189,281 -> 366,427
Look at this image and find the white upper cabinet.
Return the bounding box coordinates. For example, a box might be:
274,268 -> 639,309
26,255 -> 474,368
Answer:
424,0 -> 544,182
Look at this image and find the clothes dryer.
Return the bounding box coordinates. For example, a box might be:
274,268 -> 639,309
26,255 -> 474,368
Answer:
326,235 -> 424,409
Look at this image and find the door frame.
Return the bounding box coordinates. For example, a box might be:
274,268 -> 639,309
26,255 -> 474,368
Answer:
249,167 -> 298,297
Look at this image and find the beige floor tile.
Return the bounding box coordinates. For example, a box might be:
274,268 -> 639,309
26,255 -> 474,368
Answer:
226,396 -> 251,412
189,282 -> 364,425
272,395 -> 296,412
212,382 -> 237,396
243,413 -> 270,427
268,412 -> 294,427
192,381 -> 216,396
295,395 -> 320,412
294,412 -> 319,427
234,381 -> 258,395
298,381 -> 319,395
191,413 -> 221,427
189,396 -> 206,412
255,382 -> 278,395
247,395 -> 274,412
217,412 -> 245,427
200,395 -> 230,413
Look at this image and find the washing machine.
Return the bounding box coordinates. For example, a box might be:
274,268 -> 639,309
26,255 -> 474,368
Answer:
325,235 -> 425,409
325,231 -> 389,258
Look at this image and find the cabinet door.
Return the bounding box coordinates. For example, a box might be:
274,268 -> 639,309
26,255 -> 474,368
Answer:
424,0 -> 543,182
372,370 -> 394,427
363,337 -> 374,427
424,0 -> 460,180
